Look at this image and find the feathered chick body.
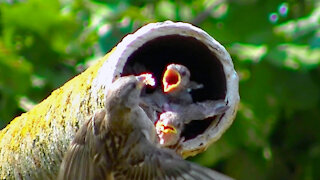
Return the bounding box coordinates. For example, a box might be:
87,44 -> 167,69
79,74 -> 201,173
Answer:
163,63 -> 202,104
59,74 -> 232,180
140,63 -> 202,123
156,100 -> 229,147
156,64 -> 229,147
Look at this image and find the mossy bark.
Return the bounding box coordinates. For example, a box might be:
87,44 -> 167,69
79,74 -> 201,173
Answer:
0,53 -> 110,179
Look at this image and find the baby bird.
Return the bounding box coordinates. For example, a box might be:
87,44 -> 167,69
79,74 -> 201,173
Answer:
58,74 -> 232,180
140,63 -> 202,122
162,63 -> 203,104
156,100 -> 229,147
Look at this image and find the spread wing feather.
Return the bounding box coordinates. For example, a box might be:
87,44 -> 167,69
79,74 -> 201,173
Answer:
59,110 -> 233,180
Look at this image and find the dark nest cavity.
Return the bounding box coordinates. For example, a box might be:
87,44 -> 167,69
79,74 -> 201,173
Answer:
122,35 -> 227,141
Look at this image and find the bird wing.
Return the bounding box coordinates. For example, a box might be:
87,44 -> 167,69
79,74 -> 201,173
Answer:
119,135 -> 233,180
58,110 -> 107,180
178,100 -> 229,124
59,108 -> 233,180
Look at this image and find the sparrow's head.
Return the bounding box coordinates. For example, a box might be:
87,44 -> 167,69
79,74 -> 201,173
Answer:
162,64 -> 190,94
106,73 -> 155,108
156,111 -> 183,146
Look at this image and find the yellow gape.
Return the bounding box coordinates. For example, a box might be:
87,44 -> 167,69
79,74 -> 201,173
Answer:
156,120 -> 177,134
163,68 -> 181,93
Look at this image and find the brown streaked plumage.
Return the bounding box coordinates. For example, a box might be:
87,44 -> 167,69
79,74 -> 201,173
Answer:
58,74 -> 232,180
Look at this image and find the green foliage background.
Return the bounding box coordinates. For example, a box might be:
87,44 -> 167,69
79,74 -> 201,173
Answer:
1,0 -> 320,179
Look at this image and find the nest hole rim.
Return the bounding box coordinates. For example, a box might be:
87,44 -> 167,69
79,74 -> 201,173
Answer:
121,34 -> 228,143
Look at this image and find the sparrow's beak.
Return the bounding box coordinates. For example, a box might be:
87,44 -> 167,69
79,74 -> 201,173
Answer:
155,121 -> 177,134
137,73 -> 156,88
162,68 -> 181,93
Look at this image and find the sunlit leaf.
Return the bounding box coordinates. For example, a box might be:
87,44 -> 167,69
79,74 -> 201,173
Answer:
269,44 -> 320,69
229,43 -> 267,63
274,7 -> 320,41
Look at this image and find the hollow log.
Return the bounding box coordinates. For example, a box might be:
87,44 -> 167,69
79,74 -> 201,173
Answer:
0,21 -> 239,179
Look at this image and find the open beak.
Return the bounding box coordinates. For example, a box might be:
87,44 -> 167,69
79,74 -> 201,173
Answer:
162,68 -> 181,93
156,121 -> 177,134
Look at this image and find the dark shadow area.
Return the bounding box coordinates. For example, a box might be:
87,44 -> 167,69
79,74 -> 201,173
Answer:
122,35 -> 227,140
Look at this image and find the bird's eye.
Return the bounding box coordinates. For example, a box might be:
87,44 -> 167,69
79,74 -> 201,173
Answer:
181,71 -> 186,76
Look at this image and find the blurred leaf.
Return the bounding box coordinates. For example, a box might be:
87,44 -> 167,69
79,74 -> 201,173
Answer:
98,19 -> 135,53
274,7 -> 320,41
155,1 -> 176,20
229,43 -> 268,63
269,44 -> 320,70
0,41 -> 32,127
0,1 -> 320,179
0,44 -> 32,95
